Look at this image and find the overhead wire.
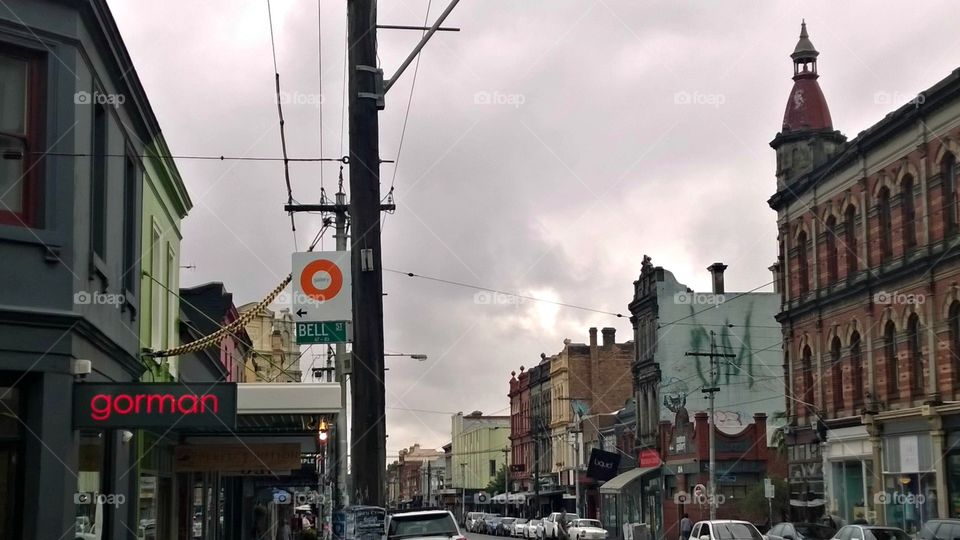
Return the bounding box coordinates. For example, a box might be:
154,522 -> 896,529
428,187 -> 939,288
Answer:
385,268 -> 625,318
266,0 -> 298,248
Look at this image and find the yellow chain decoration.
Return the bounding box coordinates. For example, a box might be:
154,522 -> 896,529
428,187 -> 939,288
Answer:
150,274 -> 293,358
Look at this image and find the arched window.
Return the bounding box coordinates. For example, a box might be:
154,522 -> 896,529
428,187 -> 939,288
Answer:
944,152 -> 957,233
844,205 -> 858,275
878,187 -> 893,262
902,175 -> 917,250
801,345 -> 814,408
907,313 -> 924,395
825,215 -> 838,283
850,332 -> 863,407
797,230 -> 810,295
831,337 -> 843,412
951,301 -> 960,390
885,321 -> 899,400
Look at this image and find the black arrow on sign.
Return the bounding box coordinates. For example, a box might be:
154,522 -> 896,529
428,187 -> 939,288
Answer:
296,309 -> 307,318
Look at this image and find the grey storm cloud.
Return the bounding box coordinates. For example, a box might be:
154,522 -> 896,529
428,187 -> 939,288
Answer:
108,0 -> 960,453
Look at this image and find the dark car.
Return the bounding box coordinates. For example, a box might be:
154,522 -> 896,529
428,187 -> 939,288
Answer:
484,517 -> 503,535
768,523 -> 836,540
499,518 -> 518,537
918,519 -> 960,540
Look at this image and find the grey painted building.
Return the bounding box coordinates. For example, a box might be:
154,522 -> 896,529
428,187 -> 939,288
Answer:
0,0 -> 175,537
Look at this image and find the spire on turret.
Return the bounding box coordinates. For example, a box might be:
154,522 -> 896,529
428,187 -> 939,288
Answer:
781,20 -> 832,132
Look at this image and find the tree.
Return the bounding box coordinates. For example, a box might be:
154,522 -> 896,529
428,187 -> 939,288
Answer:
487,464 -> 507,493
735,476 -> 789,526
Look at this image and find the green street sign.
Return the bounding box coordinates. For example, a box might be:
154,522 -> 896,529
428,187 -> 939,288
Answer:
296,321 -> 351,344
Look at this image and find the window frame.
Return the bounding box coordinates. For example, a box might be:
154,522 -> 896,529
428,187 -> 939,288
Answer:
902,175 -> 917,250
797,230 -> 810,295
885,321 -> 899,400
0,44 -> 45,228
878,187 -> 893,262
850,332 -> 863,407
944,152 -> 957,234
825,215 -> 838,284
844,205 -> 858,275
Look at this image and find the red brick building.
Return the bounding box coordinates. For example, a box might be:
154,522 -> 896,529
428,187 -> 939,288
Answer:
769,21 -> 960,528
660,412 -> 786,530
510,367 -> 534,493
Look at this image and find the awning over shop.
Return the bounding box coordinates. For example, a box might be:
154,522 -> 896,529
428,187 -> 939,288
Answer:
599,467 -> 657,494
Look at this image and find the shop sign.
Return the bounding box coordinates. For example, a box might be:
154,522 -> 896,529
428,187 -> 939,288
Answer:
639,448 -> 661,468
74,383 -> 237,429
174,443 -> 301,472
587,448 -> 620,481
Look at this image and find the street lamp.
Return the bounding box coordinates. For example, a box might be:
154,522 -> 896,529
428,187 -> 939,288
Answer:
385,353 -> 428,361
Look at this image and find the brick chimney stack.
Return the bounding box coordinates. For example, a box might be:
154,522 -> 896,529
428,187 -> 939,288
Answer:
601,327 -> 616,349
708,262 -> 728,294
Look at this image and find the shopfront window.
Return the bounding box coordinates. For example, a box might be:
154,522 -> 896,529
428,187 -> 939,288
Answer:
947,453 -> 960,517
830,461 -> 869,524
76,432 -> 105,540
0,387 -> 21,540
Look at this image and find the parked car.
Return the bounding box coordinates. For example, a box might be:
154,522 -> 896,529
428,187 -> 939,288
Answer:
918,519 -> 960,540
525,519 -> 542,539
829,526 -> 911,540
466,512 -> 486,532
767,523 -> 836,540
543,513 -> 580,539
499,518 -> 518,537
568,519 -> 607,540
484,516 -> 504,535
691,520 -> 765,540
513,518 -> 530,537
386,509 -> 466,540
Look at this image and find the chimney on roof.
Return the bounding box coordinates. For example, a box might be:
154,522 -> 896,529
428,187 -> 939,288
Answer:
601,327 -> 616,349
708,262 -> 728,294
589,328 -> 598,348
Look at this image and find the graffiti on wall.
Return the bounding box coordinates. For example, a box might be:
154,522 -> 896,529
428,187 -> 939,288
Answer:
687,303 -> 756,388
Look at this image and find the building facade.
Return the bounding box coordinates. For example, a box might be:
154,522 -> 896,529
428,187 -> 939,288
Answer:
769,22 -> 960,529
622,257 -> 785,540
0,0 -> 195,536
510,367 -> 534,494
180,283 -> 250,383
240,303 -> 302,382
451,411 -> 510,497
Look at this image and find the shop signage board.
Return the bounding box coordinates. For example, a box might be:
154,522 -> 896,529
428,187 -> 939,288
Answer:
174,443 -> 301,472
639,448 -> 661,468
333,506 -> 385,540
291,251 -> 352,344
587,448 -> 621,481
73,383 -> 237,429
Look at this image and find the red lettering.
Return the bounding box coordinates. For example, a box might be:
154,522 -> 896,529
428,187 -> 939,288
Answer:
147,394 -> 175,413
113,395 -> 133,415
87,391 -> 225,423
200,394 -> 219,414
90,394 -> 112,421
177,394 -> 199,415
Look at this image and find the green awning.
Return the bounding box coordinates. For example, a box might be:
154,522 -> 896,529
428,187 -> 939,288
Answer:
598,467 -> 657,494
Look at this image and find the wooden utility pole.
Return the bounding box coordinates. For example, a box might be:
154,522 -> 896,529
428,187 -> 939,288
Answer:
348,0 -> 386,506
686,331 -> 735,520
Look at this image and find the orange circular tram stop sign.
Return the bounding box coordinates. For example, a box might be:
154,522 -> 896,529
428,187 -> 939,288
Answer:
300,259 -> 344,302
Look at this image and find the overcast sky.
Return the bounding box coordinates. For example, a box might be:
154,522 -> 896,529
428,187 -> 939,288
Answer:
108,1 -> 960,458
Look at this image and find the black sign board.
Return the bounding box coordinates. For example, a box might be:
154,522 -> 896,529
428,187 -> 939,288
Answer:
74,383 -> 237,429
586,448 -> 620,481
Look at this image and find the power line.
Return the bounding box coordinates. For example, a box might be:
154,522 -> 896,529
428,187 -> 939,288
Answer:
266,0 -> 297,247
388,0 -> 432,193
384,268 -> 625,318
318,0 -> 326,198
23,151 -> 345,162
657,280 -> 776,329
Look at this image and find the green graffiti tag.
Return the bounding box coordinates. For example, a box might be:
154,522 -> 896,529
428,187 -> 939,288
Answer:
686,302 -> 754,388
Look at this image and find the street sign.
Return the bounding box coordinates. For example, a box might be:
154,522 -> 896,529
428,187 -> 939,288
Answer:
291,251 -> 352,322
764,478 -> 775,499
296,320 -> 351,344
